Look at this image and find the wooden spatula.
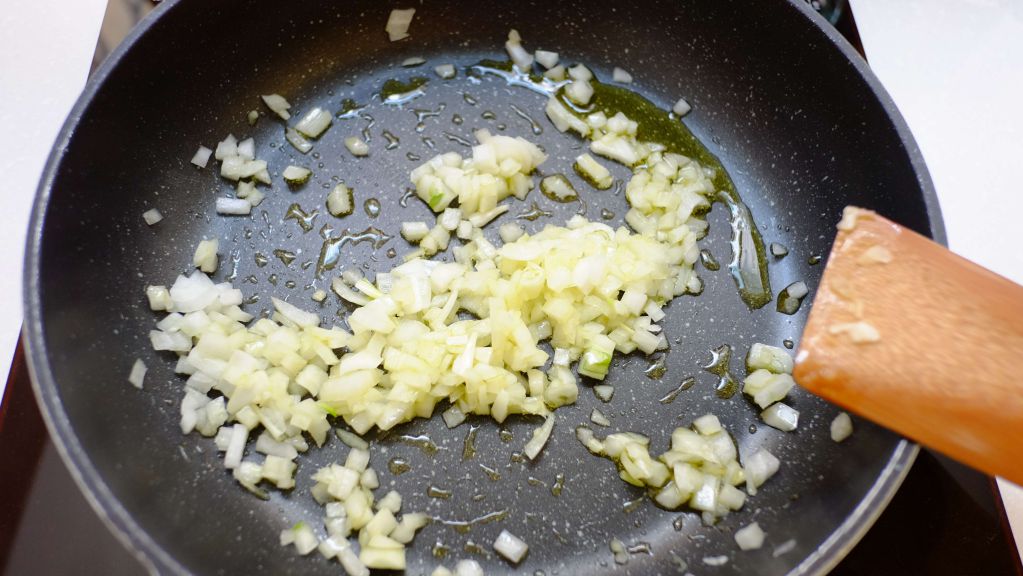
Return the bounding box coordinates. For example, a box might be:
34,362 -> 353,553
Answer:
794,207 -> 1023,485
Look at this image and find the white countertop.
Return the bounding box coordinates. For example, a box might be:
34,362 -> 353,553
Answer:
1,0 -> 1020,561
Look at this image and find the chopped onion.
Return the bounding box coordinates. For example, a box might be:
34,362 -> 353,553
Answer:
593,384 -> 614,402
216,197 -> 252,216
565,79 -> 594,106
142,209 -> 164,226
544,65 -> 566,81
773,539 -> 797,557
761,402 -> 799,432
192,238 -> 219,273
540,174 -> 578,202
214,134 -> 238,160
574,153 -> 613,189
742,369 -> 795,408
493,529 -> 529,564
247,110 -> 259,125
523,415 -> 554,460
386,8 -> 415,42
568,64 -> 593,82
534,50 -> 559,69
261,93 -> 292,120
673,97 -> 692,116
283,165 -> 312,185
703,555 -> 729,566
128,359 -> 147,389
735,521 -> 766,550
745,448 -> 780,490
770,242 -> 789,257
296,107 -> 332,138
327,183 -> 354,217
286,127 -> 313,154
590,408 -> 610,427
434,64 -> 456,79
191,145 -> 213,168
454,559 -> 484,576
504,29 -> 533,70
345,136 -> 369,156
401,57 -> 426,67
224,423 -> 248,469
612,67 -> 633,83
831,412 -> 853,442
236,138 -> 255,160
336,428 -> 369,450
400,221 -> 430,242
498,223 -> 524,243
746,343 -> 793,374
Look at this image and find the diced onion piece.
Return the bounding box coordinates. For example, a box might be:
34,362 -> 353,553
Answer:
540,175 -> 578,202
128,359 -> 147,389
745,448 -> 780,489
523,415 -> 554,460
272,297 -> 320,327
761,402 -> 799,432
692,414 -> 723,435
442,405 -> 466,428
590,408 -> 610,427
612,67 -> 633,83
504,29 -> 533,70
836,205 -> 864,231
261,93 -> 292,120
296,107 -> 333,138
545,97 -> 590,136
544,65 -> 566,81
498,223 -> 524,243
224,423 -> 248,469
534,50 -> 559,69
574,153 -> 613,189
142,209 -> 164,226
386,8 -> 415,41
401,221 -> 430,243
593,385 -> 614,402
746,343 -> 793,374
771,242 -> 789,257
454,559 -> 484,576
337,429 -> 369,450
145,285 -> 172,311
215,134 -> 238,160
434,64 -> 456,79
283,165 -> 312,185
191,145 -> 213,168
401,57 -> 425,67
216,197 -> 252,216
286,127 -> 313,154
247,110 -> 259,125
327,184 -> 354,217
673,97 -> 692,116
565,79 -> 594,106
345,136 -> 369,156
493,529 -> 529,564
742,369 -> 795,408
192,238 -> 219,273
568,64 -> 592,82
237,138 -> 255,160
735,521 -> 766,550
831,412 -> 853,442
467,205 -> 509,228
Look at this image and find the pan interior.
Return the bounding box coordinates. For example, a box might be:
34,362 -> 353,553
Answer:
29,1 -> 935,574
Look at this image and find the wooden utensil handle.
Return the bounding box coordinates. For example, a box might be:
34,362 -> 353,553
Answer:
794,208 -> 1023,484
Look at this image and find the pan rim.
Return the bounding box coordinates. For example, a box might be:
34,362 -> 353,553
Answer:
21,0 -> 943,575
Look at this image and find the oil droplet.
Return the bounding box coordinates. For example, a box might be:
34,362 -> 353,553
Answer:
285,204 -> 318,233
517,202 -> 552,221
316,225 -> 393,277
284,280 -> 296,289
422,136 -> 436,149
380,76 -> 428,105
438,510 -> 509,534
749,423 -> 758,434
462,92 -> 478,106
472,493 -> 485,502
462,424 -> 480,460
386,248 -> 397,259
452,113 -> 464,125
808,254 -> 822,265
406,152 -> 421,162
399,187 -> 416,207
244,228 -> 253,239
499,428 -> 513,443
273,249 -> 297,266
442,131 -> 472,147
783,339 -> 794,349
600,208 -> 615,220
527,476 -> 546,487
551,473 -> 565,497
338,98 -> 363,119
432,542 -> 450,559
399,434 -> 439,455
644,355 -> 667,380
540,174 -> 579,203
672,516 -> 685,531
301,260 -> 314,270
481,110 -> 497,120
254,252 -> 269,267
496,123 -> 507,130
412,103 -> 445,123
364,198 -> 381,218
382,130 -> 400,150
659,376 -> 696,404
700,249 -> 720,271
509,103 -> 543,135
427,485 -> 452,499
480,464 -> 501,481
510,451 -> 527,463
268,274 -> 279,286
704,344 -> 739,399
388,457 -> 411,475
623,496 -> 645,514
244,275 -> 258,285
464,541 -> 487,555
627,542 -> 653,555
721,190 -> 772,309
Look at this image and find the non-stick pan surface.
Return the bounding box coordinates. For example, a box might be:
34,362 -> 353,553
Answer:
25,1 -> 942,574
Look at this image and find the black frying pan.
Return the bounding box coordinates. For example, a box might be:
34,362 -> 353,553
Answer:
24,0 -> 942,574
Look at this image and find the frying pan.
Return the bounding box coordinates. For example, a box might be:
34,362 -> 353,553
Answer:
23,0 -> 942,574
